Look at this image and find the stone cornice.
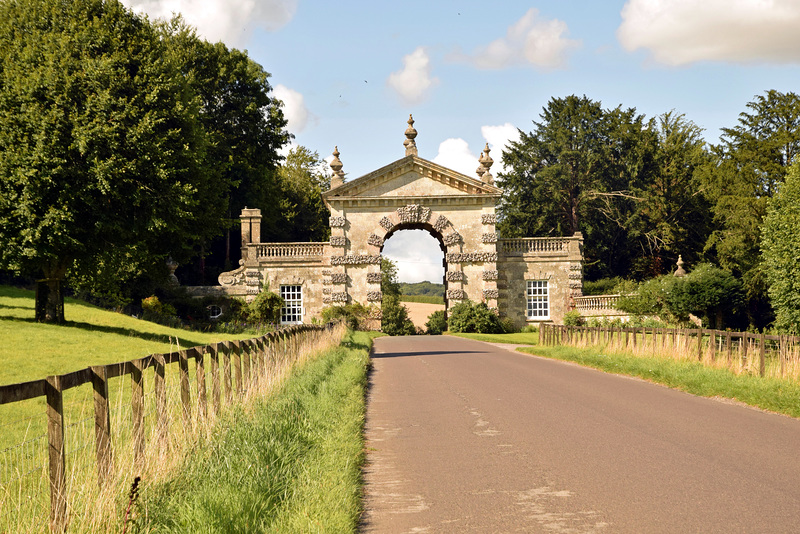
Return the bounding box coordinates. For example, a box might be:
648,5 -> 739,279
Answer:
326,195 -> 499,209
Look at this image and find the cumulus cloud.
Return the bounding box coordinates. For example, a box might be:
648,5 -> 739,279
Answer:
382,230 -> 445,283
273,84 -> 311,135
387,47 -> 439,105
481,123 -> 521,174
432,124 -> 521,178
617,0 -> 800,65
433,138 -> 479,177
121,0 -> 296,46
456,9 -> 580,69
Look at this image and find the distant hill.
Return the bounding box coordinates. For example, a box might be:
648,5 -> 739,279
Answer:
399,281 -> 444,297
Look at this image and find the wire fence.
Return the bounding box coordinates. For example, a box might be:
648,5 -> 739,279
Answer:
0,322 -> 345,533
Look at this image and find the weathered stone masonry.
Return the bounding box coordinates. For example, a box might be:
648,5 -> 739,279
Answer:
214,116 -> 584,328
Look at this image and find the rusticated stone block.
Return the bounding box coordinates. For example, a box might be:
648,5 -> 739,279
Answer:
330,273 -> 347,284
367,291 -> 382,302
482,270 -> 499,280
443,232 -> 462,246
397,204 -> 431,223
331,254 -> 382,265
329,216 -> 346,227
366,272 -> 382,283
481,214 -> 497,225
367,234 -> 384,247
330,235 -> 347,246
379,216 -> 393,231
433,215 -> 448,233
446,252 -> 498,263
446,271 -> 465,281
446,289 -> 466,300
481,233 -> 498,243
483,289 -> 499,299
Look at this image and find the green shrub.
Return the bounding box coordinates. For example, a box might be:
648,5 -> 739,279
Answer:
381,294 -> 416,336
425,310 -> 448,335
447,300 -> 504,334
321,302 -> 370,330
248,288 -> 284,325
563,310 -> 584,326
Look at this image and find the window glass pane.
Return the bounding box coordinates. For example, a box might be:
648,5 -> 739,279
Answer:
280,285 -> 303,324
526,280 -> 549,319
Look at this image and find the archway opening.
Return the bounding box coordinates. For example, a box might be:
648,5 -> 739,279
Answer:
380,227 -> 446,329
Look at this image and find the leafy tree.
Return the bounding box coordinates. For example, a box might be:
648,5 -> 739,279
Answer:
380,257 -> 415,335
497,95 -> 656,279
275,146 -> 331,242
162,22 -> 290,283
700,90 -> 800,326
0,0 -> 223,322
762,163 -> 800,332
627,112 -> 712,276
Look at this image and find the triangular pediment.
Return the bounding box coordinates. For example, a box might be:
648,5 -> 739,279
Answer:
322,155 -> 502,200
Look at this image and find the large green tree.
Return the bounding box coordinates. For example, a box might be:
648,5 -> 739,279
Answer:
162,22 -> 290,283
274,146 -> 331,242
497,95 -> 656,279
627,112 -> 712,276
762,163 -> 800,332
0,0 -> 221,321
701,90 -> 800,326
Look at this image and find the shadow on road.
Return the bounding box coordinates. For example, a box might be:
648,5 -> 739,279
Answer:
371,350 -> 486,359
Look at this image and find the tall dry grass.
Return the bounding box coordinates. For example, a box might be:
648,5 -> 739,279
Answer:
0,323 -> 347,533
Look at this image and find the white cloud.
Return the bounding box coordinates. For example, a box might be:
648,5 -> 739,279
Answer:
481,123 -> 521,174
121,0 -> 296,46
273,84 -> 311,135
618,0 -> 800,66
387,47 -> 439,105
433,138 -> 479,177
460,9 -> 580,69
432,124 -> 520,178
382,230 -> 445,283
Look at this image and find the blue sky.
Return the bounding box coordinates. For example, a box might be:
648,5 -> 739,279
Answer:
122,0 -> 800,282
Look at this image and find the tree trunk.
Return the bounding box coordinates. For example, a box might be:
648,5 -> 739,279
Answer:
36,262 -> 68,324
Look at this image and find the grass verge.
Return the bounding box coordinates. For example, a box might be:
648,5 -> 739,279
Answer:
451,331 -> 800,419
399,295 -> 444,305
136,330 -> 380,533
522,345 -> 800,419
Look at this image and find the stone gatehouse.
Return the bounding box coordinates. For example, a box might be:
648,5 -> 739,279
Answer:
216,116 -> 584,328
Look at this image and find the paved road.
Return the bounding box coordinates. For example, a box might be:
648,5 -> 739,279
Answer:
361,336 -> 800,533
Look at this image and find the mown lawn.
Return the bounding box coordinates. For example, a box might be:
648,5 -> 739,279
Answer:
137,330 -> 379,533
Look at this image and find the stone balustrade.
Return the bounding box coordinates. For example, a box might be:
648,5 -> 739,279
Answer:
499,237 -> 569,255
574,294 -> 621,311
255,242 -> 326,259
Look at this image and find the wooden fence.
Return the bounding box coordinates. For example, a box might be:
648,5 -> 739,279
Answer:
0,324 -> 334,533
540,324 -> 800,380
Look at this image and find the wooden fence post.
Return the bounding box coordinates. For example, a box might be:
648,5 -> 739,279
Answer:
130,360 -> 144,462
232,341 -> 243,397
209,343 -> 221,416
195,348 -> 207,423
726,331 -> 732,366
697,328 -> 703,361
153,353 -> 167,451
742,333 -> 749,371
710,330 -> 716,362
222,341 -> 233,404
178,350 -> 192,431
90,366 -> 112,489
241,341 -> 251,389
759,332 -> 766,377
45,375 -> 67,533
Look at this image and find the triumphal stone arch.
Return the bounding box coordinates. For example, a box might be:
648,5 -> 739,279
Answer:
216,116 -> 584,328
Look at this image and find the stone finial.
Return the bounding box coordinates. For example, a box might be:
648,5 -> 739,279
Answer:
329,146 -> 345,189
404,114 -> 418,156
674,255 -> 687,277
480,143 -> 494,185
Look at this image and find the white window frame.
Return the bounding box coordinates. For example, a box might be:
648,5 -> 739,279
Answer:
280,285 -> 303,325
526,280 -> 550,320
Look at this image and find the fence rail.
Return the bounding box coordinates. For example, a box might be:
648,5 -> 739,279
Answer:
0,324 -> 335,533
540,324 -> 800,380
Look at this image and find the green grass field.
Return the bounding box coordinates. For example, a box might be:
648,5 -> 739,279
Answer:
135,330 -> 378,533
399,294 -> 444,305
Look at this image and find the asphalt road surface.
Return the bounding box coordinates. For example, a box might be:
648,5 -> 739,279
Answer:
361,336 -> 800,533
